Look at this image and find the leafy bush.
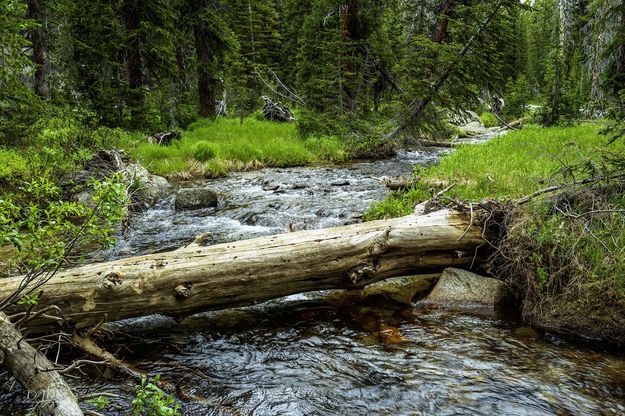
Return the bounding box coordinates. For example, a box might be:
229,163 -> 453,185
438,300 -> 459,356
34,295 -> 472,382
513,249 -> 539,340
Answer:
132,375 -> 181,416
480,112 -> 499,128
192,141 -> 217,161
0,149 -> 29,185
0,174 -> 128,276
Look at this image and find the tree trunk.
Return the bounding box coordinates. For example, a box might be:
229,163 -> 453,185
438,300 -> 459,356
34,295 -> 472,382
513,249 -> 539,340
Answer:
27,0 -> 46,97
194,19 -> 216,117
0,313 -> 83,415
339,0 -> 361,112
433,0 -> 454,43
124,0 -> 144,120
0,210 -> 487,333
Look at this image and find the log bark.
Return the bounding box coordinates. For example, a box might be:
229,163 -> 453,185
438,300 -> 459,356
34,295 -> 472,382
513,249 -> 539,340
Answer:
0,209 -> 485,332
0,313 -> 83,415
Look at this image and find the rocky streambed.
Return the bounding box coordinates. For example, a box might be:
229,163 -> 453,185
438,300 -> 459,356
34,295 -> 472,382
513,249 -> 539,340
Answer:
3,130 -> 625,415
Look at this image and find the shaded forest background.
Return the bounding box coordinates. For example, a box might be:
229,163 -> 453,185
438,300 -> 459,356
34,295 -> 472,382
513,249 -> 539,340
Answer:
1,0 -> 624,144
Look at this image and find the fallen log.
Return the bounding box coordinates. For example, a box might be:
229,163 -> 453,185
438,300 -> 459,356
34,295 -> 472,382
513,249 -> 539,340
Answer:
419,140 -> 455,148
0,312 -> 83,415
0,209 -> 486,332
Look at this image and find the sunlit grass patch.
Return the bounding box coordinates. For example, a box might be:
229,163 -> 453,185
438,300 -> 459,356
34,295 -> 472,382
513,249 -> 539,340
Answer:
364,123 -> 623,220
119,117 -> 347,178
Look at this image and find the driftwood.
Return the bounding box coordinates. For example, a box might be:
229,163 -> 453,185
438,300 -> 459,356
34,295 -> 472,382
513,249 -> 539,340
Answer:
0,312 -> 83,415
262,96 -> 295,122
0,209 -> 486,332
146,131 -> 182,146
419,140 -> 455,148
382,176 -> 422,191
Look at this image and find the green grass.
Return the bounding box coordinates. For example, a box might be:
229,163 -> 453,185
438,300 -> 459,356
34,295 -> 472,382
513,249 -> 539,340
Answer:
119,118 -> 347,178
365,123 -> 623,220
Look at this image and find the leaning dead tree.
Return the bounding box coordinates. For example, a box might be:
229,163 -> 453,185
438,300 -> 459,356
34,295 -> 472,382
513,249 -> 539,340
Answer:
386,0 -> 506,140
0,209 -> 487,333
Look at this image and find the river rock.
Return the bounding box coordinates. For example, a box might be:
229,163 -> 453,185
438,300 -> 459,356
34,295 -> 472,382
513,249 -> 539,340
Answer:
175,188 -> 218,210
326,275 -> 439,308
427,268 -> 505,308
125,163 -> 172,209
458,121 -> 488,136
64,150 -> 171,211
331,180 -> 350,186
73,191 -> 96,208
446,109 -> 481,126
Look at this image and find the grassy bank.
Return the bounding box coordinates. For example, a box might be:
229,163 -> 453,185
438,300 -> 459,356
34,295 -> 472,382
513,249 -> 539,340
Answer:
366,123 -> 625,343
119,118 -> 348,179
365,124 -> 621,220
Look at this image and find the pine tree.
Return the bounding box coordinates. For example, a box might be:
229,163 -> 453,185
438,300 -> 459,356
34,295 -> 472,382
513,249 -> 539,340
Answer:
0,0 -> 42,141
227,0 -> 282,115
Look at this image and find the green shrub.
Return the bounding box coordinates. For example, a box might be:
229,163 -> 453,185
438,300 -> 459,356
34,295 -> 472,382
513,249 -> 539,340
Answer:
480,112 -> 499,128
192,141 -> 217,161
0,149 -> 29,185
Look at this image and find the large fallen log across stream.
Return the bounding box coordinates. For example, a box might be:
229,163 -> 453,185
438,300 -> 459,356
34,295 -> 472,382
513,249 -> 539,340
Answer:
0,209 -> 486,332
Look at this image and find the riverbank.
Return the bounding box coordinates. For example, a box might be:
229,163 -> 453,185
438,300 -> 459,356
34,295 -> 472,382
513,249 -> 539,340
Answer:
365,123 -> 625,344
118,118 -> 352,180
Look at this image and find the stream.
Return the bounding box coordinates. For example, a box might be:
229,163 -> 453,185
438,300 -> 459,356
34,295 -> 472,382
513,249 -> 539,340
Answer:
2,134 -> 625,415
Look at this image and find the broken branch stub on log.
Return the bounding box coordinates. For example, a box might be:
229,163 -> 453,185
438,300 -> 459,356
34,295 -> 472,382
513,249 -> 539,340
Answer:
0,209 -> 486,332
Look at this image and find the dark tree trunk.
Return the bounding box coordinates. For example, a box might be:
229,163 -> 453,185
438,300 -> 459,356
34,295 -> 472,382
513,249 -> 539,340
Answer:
194,22 -> 216,117
339,0 -> 361,112
124,0 -> 144,120
433,0 -> 454,43
27,0 -> 46,97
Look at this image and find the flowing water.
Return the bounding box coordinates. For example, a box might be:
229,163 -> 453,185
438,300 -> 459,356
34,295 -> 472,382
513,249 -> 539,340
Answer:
2,135 -> 625,415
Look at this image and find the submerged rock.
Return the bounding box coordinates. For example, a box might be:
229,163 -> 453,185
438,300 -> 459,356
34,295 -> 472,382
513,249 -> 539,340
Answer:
326,275 -> 439,309
427,268 -> 505,308
175,188 -> 218,211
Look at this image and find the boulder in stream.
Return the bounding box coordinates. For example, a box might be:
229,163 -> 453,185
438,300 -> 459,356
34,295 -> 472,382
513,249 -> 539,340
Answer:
326,275 -> 439,308
458,121 -> 489,136
64,149 -> 172,211
125,163 -> 172,209
175,188 -> 218,210
427,268 -> 505,308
